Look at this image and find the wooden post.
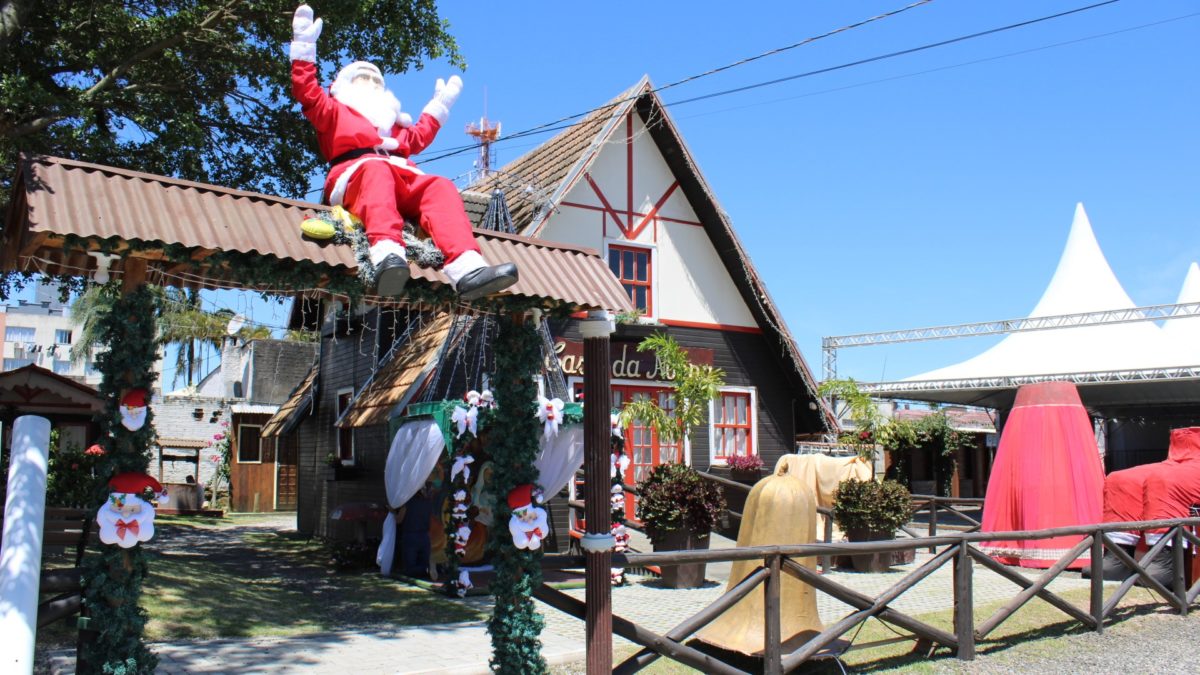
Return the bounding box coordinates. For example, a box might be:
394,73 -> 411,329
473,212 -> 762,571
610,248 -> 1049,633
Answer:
580,311 -> 614,675
1174,527 -> 1187,616
953,542 -> 974,660
763,555 -> 782,675
1090,532 -> 1104,633
928,502 -> 938,554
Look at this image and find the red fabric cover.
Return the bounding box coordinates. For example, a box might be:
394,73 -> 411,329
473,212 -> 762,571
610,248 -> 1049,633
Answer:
1103,427 -> 1200,536
1141,427 -> 1200,533
979,382 -> 1105,568
1103,462 -> 1158,524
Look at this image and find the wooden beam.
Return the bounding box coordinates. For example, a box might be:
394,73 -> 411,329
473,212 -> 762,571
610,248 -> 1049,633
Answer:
973,536 -> 1093,638
763,555 -> 782,675
121,257 -> 148,295
954,542 -> 974,660
1090,535 -> 1105,633
967,545 -> 1096,630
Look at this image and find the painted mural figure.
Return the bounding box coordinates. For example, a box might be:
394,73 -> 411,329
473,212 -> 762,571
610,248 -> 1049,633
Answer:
289,4 -> 518,299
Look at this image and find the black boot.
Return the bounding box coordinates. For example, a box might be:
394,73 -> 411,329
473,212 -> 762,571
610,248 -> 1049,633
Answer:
456,263 -> 518,301
374,254 -> 411,297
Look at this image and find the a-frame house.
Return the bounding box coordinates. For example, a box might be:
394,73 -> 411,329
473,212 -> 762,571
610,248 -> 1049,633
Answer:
471,77 -> 835,498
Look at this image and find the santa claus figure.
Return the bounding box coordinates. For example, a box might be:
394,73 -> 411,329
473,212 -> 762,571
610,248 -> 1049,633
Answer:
97,473 -> 167,548
507,484 -> 549,550
119,388 -> 150,431
289,4 -> 518,300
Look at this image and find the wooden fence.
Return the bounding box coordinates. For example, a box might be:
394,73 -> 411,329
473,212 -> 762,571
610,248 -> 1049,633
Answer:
542,509 -> 1200,673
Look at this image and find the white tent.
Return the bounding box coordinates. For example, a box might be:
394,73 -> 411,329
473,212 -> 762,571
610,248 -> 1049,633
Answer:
908,203 -> 1190,381
1162,262 -> 1200,354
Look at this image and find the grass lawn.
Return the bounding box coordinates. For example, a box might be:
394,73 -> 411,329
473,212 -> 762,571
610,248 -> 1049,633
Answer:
35,515 -> 486,654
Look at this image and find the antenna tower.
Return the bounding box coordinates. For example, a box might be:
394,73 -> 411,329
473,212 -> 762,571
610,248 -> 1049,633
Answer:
465,115 -> 501,179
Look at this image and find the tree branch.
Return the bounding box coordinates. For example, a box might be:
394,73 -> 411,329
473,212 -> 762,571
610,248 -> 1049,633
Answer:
79,0 -> 242,105
0,0 -> 30,54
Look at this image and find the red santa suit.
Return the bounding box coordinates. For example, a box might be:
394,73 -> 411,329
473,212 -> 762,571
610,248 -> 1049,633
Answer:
289,4 -> 518,296
290,60 -> 483,276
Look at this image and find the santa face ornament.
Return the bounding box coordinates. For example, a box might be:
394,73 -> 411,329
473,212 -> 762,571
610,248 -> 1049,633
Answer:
97,473 -> 166,548
119,388 -> 150,431
507,484 -> 549,551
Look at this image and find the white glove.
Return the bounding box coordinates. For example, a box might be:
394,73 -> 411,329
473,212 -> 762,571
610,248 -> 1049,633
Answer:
290,4 -> 323,62
422,75 -> 462,124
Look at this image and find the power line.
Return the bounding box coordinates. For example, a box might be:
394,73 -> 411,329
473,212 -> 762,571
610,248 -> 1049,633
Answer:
419,0 -> 1123,165
672,11 -> 1200,123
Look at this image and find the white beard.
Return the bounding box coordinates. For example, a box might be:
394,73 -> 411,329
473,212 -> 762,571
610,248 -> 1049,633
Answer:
335,86 -> 402,134
120,405 -> 147,431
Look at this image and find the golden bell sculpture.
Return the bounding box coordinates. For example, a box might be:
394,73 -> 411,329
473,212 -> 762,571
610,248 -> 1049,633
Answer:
697,456 -> 823,655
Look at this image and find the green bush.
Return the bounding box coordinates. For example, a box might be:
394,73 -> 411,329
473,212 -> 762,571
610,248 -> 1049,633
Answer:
832,478 -> 912,535
636,463 -> 726,541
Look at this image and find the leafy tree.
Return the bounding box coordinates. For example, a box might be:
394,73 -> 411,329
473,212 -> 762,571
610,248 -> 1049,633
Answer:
0,0 -> 463,199
620,333 -> 725,447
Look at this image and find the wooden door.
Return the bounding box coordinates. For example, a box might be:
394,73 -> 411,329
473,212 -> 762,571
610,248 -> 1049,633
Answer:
275,435 -> 298,510
613,384 -> 677,521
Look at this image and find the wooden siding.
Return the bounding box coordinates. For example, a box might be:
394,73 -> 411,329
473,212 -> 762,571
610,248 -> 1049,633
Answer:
554,320 -> 804,473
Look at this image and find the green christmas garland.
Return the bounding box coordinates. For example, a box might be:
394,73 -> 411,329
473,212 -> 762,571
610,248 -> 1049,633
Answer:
77,284 -> 161,675
486,315 -> 547,675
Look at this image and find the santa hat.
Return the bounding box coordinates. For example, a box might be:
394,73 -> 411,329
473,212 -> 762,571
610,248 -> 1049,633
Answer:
120,389 -> 148,409
330,61 -> 383,95
109,472 -> 164,496
507,484 -> 534,512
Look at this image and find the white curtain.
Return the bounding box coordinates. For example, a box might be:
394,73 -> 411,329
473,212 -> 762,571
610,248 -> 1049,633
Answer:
376,420 -> 446,575
534,425 -> 584,498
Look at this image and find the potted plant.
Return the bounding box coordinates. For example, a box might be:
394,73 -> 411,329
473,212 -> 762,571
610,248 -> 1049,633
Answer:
831,477 -> 912,572
636,462 -> 726,588
725,454 -> 764,483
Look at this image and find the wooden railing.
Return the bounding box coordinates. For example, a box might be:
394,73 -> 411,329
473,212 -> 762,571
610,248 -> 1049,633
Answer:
906,494 -> 985,551
538,516 -> 1200,673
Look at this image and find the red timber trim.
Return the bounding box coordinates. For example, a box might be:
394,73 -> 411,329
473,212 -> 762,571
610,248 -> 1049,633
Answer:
659,319 -> 763,334
627,113 -> 634,230
627,181 -> 679,241
585,173 -> 625,232
559,201 -> 701,227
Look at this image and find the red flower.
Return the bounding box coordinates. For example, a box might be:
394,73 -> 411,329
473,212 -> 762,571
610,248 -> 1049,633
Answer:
213,433 -> 225,441
858,430 -> 871,441
84,444 -> 107,456
70,463 -> 79,470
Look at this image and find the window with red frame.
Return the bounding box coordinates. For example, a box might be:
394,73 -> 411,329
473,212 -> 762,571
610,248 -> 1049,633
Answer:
608,245 -> 652,314
713,391 -> 753,460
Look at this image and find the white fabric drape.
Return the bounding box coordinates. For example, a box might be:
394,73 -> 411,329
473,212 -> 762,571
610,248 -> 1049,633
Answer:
534,425 -> 584,498
376,420 -> 446,575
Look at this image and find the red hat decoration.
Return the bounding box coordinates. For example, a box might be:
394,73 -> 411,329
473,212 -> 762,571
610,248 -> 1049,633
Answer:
507,484 -> 534,511
108,472 -> 164,495
120,388 -> 148,409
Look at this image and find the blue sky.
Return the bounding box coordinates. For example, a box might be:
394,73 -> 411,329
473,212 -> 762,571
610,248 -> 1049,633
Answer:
15,1 -> 1198,388
405,0 -> 1199,383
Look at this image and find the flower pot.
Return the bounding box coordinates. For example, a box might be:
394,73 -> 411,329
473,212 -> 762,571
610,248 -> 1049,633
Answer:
729,468 -> 762,484
651,528 -> 711,588
846,527 -> 895,573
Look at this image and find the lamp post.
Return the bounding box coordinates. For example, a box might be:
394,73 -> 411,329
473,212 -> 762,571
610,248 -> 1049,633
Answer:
579,311 -> 615,674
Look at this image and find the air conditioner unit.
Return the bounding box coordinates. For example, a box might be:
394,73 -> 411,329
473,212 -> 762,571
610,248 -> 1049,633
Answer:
13,345 -> 26,359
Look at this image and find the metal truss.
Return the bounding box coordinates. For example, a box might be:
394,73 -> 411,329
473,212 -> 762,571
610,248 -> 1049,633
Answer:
862,365 -> 1200,394
821,301 -> 1200,382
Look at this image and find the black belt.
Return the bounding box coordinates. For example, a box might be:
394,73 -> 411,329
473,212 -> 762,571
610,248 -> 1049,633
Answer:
329,147 -> 391,166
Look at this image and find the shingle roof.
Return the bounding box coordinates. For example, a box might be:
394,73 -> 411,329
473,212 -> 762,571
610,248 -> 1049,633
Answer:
336,313 -> 454,428
468,78 -> 646,233
262,363 -> 318,438
2,155 -> 630,312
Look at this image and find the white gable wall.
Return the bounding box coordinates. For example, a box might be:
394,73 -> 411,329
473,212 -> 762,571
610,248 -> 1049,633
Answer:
540,114 -> 757,328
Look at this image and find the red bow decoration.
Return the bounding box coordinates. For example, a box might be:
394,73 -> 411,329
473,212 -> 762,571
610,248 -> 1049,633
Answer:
528,527 -> 544,538
115,519 -> 140,540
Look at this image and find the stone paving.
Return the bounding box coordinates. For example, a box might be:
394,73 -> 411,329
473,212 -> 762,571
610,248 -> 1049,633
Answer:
48,523 -> 1105,674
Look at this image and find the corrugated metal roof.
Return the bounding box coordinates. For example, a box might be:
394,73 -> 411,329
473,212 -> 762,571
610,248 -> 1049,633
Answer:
2,155 -> 630,313
231,403 -> 279,414
157,437 -> 210,449
261,363 -> 318,438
